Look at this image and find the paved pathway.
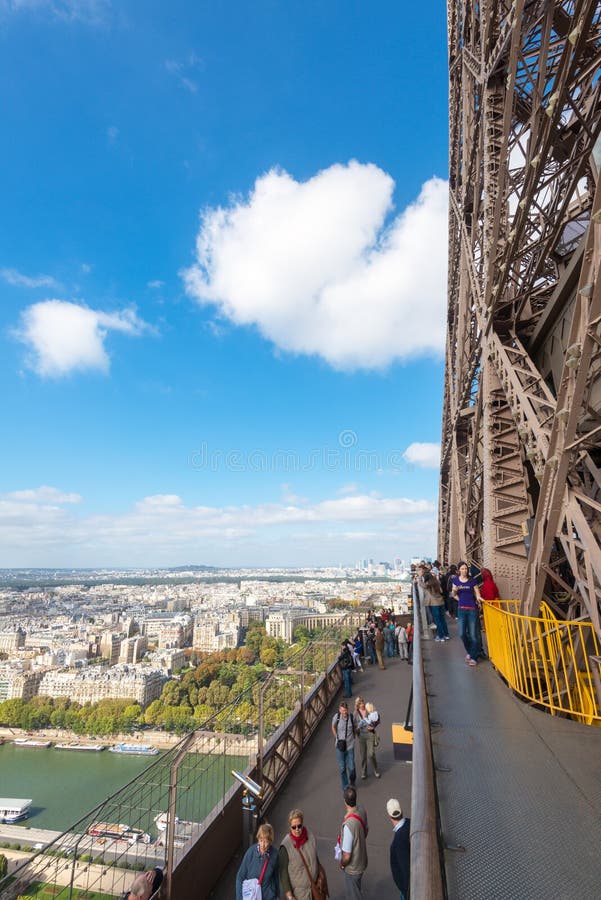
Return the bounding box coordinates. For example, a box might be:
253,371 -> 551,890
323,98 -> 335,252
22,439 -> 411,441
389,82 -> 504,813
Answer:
210,651 -> 413,898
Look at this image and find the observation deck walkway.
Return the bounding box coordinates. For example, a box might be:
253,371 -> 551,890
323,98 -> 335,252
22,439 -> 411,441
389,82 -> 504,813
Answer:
426,621 -> 601,900
210,652 -> 414,899
210,621 -> 601,900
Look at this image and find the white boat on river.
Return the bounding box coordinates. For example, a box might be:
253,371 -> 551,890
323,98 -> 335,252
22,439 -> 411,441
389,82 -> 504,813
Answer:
0,798 -> 32,823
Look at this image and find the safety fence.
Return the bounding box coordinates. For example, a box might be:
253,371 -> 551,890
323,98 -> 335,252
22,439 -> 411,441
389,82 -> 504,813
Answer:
482,600 -> 601,725
0,614 -> 361,899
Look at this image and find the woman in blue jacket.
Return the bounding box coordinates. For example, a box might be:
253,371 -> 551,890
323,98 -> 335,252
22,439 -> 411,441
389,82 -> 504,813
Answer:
236,822 -> 279,900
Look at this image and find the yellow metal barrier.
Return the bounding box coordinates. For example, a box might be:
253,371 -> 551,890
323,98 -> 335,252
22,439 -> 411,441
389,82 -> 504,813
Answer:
482,600 -> 601,725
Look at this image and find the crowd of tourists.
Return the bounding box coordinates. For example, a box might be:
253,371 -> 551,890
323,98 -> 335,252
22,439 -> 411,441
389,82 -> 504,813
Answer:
413,559 -> 500,667
235,789 -> 409,900
234,561 -> 500,900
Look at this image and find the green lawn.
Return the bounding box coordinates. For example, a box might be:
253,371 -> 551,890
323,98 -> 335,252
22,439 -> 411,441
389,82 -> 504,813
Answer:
17,883 -> 117,899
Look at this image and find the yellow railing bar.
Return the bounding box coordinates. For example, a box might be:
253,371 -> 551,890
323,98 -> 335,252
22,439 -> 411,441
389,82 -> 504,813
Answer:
482,600 -> 601,726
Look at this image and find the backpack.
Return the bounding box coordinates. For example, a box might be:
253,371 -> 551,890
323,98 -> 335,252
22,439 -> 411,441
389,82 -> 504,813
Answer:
339,647 -> 353,670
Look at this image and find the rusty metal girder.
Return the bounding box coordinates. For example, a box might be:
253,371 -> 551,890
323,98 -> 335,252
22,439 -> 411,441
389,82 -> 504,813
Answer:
441,0 -> 601,634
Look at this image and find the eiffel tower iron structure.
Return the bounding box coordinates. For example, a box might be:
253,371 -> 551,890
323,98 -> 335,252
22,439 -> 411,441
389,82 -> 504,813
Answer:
440,0 -> 601,639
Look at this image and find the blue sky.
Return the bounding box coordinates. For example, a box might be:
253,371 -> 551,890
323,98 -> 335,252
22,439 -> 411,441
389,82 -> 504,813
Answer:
0,0 -> 448,568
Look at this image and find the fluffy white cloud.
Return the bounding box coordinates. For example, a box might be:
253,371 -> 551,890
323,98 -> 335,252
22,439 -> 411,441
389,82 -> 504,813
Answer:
1,267 -> 59,289
14,300 -> 151,377
7,486 -> 81,503
183,162 -> 448,370
403,442 -> 441,469
0,1 -> 110,24
0,488 -> 437,565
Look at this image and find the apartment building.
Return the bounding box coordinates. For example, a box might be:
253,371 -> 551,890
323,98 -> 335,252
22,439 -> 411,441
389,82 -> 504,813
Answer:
38,664 -> 165,708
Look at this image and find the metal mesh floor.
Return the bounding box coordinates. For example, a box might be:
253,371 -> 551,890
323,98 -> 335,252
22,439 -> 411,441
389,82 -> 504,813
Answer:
425,625 -> 601,900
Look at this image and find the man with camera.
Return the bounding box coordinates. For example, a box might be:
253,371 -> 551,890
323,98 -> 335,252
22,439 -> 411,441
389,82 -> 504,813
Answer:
331,700 -> 357,790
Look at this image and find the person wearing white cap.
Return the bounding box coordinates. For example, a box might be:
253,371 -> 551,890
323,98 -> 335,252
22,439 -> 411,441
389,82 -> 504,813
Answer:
386,799 -> 410,900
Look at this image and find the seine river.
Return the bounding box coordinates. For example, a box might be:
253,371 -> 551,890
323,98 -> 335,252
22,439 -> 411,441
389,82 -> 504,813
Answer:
0,743 -> 246,835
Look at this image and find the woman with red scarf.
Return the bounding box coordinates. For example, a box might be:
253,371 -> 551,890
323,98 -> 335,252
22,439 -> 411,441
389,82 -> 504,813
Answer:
279,808 -> 328,900
479,568 -> 500,607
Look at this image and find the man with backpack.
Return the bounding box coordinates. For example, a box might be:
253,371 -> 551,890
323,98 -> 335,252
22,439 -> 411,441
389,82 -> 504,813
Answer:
338,640 -> 354,697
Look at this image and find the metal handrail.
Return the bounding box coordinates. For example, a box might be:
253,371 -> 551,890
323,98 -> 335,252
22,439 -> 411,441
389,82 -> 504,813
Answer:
410,582 -> 445,900
483,600 -> 601,724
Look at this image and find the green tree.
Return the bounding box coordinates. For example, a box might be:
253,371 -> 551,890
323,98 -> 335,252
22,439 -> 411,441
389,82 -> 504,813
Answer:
244,622 -> 266,656
260,647 -> 277,667
0,853 -> 7,879
0,698 -> 26,727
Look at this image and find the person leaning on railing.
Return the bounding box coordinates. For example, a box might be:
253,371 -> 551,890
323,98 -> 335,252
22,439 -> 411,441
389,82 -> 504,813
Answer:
120,867 -> 163,900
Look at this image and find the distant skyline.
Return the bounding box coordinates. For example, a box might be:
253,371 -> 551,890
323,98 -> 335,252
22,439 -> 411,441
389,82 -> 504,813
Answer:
0,1 -> 448,567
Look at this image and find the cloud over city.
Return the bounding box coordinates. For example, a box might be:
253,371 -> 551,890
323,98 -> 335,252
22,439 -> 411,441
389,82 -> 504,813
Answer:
183,162 -> 448,370
0,487 -> 437,565
14,300 -> 151,377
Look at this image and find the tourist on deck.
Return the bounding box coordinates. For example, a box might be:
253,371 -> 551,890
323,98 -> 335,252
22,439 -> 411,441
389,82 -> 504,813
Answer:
406,622 -> 414,665
332,700 -> 357,790
121,868 -> 163,900
423,570 -> 450,642
451,561 -> 483,666
236,822 -> 279,900
338,640 -> 355,697
396,623 -> 408,660
352,633 -> 364,671
446,564 -> 458,617
338,785 -> 368,898
386,798 -> 410,900
374,627 -> 386,670
279,808 -> 328,900
356,699 -> 381,780
365,629 -> 376,666
479,567 -> 500,606
385,620 -> 396,657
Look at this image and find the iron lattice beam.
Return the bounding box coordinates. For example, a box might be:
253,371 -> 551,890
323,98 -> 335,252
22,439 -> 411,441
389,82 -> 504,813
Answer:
441,0 -> 601,636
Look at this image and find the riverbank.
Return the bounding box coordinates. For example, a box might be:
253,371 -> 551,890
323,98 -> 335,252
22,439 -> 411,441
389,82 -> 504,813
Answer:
0,726 -> 256,755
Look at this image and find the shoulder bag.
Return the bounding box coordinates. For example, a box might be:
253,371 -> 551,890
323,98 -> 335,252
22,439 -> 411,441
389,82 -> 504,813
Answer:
297,846 -> 329,900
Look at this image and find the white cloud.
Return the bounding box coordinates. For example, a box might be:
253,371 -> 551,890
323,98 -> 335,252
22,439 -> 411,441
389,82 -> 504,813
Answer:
6,486 -> 81,504
165,54 -> 203,93
0,0 -> 110,24
14,299 -> 151,377
403,442 -> 441,469
147,280 -> 164,289
337,482 -> 360,495
183,162 -> 448,370
281,484 -> 308,504
1,267 -> 59,289
0,488 -> 437,565
107,125 -> 119,144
